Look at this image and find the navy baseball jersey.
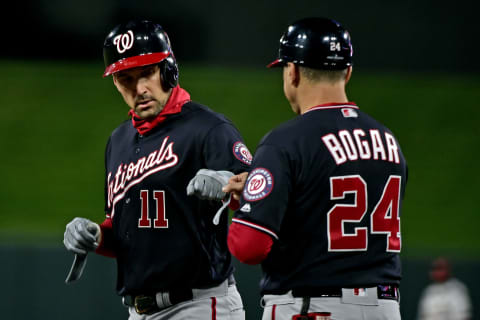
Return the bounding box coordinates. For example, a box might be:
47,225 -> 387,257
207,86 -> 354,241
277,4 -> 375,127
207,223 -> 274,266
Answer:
232,103 -> 408,294
104,101 -> 251,296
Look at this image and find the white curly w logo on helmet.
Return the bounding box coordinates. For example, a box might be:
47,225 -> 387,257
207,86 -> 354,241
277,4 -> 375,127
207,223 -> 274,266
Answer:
113,30 -> 134,54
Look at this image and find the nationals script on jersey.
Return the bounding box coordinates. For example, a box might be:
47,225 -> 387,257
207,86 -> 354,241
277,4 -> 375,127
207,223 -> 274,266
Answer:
104,101 -> 251,296
106,135 -> 178,218
232,103 -> 408,295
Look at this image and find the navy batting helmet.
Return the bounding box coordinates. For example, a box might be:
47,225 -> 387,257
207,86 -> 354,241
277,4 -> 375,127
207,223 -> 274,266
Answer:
267,17 -> 353,70
103,20 -> 178,88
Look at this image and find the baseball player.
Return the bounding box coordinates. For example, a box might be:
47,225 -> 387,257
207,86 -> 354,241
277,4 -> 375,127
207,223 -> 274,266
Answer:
417,257 -> 472,320
63,20 -> 251,320
222,17 -> 408,320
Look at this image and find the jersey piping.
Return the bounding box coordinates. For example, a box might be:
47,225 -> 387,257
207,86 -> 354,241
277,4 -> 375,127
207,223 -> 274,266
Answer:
304,102 -> 358,114
231,218 -> 279,240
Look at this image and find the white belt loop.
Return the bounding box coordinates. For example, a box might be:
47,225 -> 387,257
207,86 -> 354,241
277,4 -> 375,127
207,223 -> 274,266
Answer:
341,287 -> 379,306
155,291 -> 172,309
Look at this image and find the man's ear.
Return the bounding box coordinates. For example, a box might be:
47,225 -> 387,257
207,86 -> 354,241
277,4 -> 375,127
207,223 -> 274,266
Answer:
345,66 -> 353,84
287,62 -> 300,87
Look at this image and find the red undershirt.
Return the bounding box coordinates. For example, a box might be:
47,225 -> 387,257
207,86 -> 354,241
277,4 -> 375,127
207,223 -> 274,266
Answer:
227,222 -> 274,265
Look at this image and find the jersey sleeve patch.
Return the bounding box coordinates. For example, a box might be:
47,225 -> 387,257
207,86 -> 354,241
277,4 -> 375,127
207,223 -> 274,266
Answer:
242,167 -> 274,201
233,141 -> 253,165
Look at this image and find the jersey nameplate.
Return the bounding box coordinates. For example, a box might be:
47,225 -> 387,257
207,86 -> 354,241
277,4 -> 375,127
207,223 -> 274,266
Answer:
322,129 -> 400,165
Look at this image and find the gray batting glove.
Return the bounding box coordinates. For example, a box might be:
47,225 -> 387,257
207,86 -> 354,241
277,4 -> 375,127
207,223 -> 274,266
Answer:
186,169 -> 234,201
63,218 -> 101,255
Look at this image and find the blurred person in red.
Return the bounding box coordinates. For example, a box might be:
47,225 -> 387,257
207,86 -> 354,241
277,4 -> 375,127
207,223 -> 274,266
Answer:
417,257 -> 472,320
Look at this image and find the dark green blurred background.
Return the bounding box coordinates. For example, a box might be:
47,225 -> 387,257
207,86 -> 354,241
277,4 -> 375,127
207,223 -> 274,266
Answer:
0,0 -> 479,319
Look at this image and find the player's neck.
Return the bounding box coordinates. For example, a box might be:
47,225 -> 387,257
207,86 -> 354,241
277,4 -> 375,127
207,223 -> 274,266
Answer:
297,83 -> 349,114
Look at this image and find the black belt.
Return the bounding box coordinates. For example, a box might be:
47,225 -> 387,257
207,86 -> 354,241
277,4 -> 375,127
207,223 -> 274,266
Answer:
123,275 -> 236,315
291,285 -> 399,301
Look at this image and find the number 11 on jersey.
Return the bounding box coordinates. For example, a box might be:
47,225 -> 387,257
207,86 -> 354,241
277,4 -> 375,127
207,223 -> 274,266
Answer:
138,190 -> 169,228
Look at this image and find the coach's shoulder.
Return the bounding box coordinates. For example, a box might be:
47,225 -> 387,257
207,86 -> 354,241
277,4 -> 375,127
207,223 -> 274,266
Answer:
259,116 -> 301,146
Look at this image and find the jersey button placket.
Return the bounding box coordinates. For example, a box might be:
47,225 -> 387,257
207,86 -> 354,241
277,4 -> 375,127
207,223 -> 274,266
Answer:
135,133 -> 143,154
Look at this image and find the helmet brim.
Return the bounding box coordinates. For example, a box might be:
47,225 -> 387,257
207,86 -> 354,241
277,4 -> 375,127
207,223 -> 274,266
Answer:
103,52 -> 170,77
266,59 -> 285,68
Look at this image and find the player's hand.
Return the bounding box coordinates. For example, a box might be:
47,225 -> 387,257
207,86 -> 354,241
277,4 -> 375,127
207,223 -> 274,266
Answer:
63,218 -> 101,255
186,169 -> 234,201
222,172 -> 248,201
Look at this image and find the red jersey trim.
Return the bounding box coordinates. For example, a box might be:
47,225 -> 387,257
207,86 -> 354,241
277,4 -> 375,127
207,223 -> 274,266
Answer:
304,102 -> 358,114
231,218 -> 279,240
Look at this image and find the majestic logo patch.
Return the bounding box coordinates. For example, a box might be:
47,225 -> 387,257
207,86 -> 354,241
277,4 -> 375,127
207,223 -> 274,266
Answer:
240,203 -> 251,213
243,168 -> 274,201
113,30 -> 134,54
341,108 -> 358,118
233,142 -> 253,165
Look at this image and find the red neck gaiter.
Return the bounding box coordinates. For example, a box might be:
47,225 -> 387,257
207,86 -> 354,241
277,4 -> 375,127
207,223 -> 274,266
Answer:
128,85 -> 191,135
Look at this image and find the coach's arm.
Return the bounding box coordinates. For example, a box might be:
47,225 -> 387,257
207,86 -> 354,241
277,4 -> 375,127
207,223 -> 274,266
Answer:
223,173 -> 274,265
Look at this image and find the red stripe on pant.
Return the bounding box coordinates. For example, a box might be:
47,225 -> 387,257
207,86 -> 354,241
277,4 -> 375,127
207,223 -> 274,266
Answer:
211,297 -> 217,320
272,304 -> 277,320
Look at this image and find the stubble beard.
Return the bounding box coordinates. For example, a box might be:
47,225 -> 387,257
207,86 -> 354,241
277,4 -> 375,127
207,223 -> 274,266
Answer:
134,94 -> 169,120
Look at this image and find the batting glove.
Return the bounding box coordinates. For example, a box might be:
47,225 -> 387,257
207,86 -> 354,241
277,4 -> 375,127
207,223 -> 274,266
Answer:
63,218 -> 100,255
186,169 -> 234,201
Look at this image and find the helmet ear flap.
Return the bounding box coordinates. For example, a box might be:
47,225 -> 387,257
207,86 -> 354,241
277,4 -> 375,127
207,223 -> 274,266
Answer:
159,55 -> 179,90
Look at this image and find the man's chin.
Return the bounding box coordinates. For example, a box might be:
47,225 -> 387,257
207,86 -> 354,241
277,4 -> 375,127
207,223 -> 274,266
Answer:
134,109 -> 156,120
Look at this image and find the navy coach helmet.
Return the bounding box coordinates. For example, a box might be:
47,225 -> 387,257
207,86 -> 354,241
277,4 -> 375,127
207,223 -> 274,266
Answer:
103,20 -> 178,89
267,17 -> 353,70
